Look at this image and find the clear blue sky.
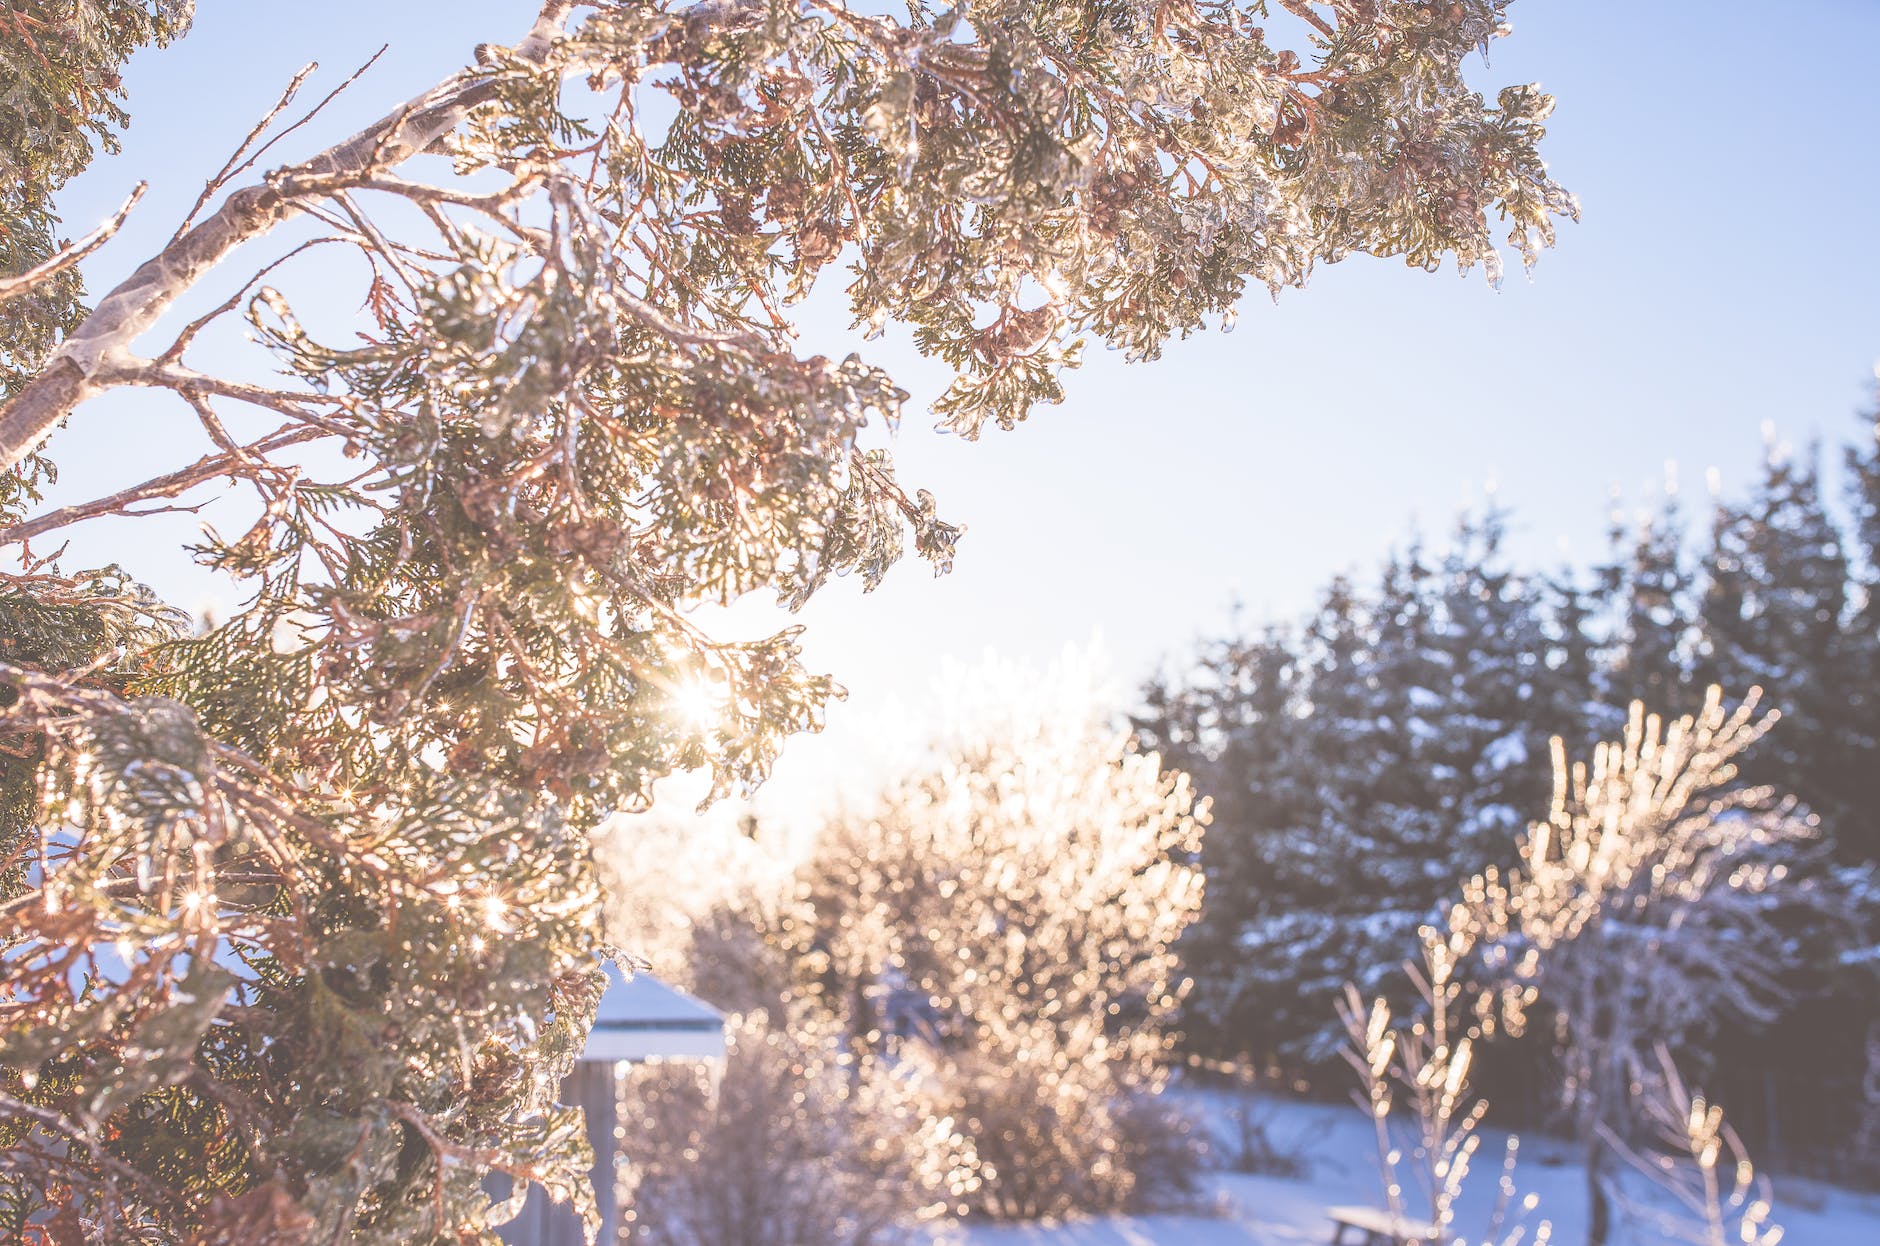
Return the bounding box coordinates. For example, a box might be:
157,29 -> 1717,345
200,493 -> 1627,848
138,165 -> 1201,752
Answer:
45,2 -> 1880,821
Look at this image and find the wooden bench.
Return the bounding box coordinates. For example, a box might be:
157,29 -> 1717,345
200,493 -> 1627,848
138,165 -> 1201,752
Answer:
1326,1204 -> 1440,1245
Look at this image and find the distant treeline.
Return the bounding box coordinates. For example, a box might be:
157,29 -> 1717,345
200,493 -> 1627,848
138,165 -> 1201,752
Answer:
1137,406 -> 1880,1175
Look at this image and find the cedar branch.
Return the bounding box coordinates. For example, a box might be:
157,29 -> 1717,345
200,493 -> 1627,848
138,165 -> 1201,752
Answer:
0,1 -> 581,474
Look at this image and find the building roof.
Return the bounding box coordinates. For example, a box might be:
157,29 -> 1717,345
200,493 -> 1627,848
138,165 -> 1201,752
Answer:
581,963 -> 727,1063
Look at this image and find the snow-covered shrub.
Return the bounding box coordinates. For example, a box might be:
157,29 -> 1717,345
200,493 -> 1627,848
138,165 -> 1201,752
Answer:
803,661 -> 1209,1221
594,802 -> 833,1025
1110,1088 -> 1213,1210
1601,1047 -> 1783,1246
898,1025 -> 1207,1222
1458,689 -> 1854,1243
1339,922 -> 1553,1246
619,1010 -> 939,1246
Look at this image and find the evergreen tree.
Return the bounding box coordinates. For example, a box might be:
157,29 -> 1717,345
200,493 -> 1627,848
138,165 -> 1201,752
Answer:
1146,517 -> 1588,1064
1171,543 -> 1493,1061
1599,490 -> 1699,724
1840,403 -> 1880,866
1695,444 -> 1850,841
0,1 -> 192,520
1426,505 -> 1554,874
1215,574 -> 1382,1060
1320,542 -> 1456,1029
0,3 -> 1579,1236
1147,421 -> 1880,1159
1136,623 -> 1304,1055
1531,558 -> 1610,753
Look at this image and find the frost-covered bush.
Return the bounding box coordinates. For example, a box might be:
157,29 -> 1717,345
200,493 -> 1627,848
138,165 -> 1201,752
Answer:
1601,1047 -> 1783,1246
1339,922 -> 1553,1246
898,1025 -> 1207,1222
619,1011 -> 938,1246
1459,689 -> 1853,1244
595,808 -> 809,1017
803,662 -> 1209,1220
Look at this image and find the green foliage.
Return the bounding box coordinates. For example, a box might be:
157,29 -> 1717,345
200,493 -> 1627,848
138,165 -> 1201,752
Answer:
0,1 -> 192,519
0,0 -> 1574,1239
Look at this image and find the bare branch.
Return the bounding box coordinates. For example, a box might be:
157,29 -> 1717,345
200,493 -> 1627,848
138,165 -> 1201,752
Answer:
223,46 -> 391,188
0,424 -> 326,548
0,9 -> 576,474
171,61 -> 321,246
0,183 -> 146,305
1277,0 -> 1337,41
154,235 -> 349,366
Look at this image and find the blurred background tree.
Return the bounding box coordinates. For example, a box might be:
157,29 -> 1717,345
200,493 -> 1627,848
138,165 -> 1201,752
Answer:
1140,407 -> 1880,1184
601,661 -> 1210,1230
799,671 -> 1207,1221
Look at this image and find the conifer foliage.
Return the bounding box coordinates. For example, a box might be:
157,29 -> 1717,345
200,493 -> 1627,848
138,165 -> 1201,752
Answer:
1139,509 -> 1568,1059
0,0 -> 191,518
0,1 -> 1574,1238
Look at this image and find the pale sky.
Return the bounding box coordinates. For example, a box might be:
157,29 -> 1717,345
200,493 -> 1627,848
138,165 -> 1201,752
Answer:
40,1 -> 1880,825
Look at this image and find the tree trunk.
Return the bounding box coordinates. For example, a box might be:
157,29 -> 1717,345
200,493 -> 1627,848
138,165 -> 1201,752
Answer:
1585,1136 -> 1611,1246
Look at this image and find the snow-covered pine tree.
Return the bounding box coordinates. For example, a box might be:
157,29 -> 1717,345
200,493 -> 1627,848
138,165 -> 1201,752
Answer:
1840,402 -> 1880,868
1426,505 -> 1554,879
1135,623 -> 1306,1058
1686,444 -> 1874,1167
1273,536 -> 1539,1056
1204,573 -> 1387,1061
1143,514 -> 1595,1066
1149,425 -> 1879,1156
0,0 -> 1579,1236
1291,544 -> 1453,1045
1839,401 -> 1880,1133
1696,443 -> 1850,832
1530,557 -> 1610,754
1597,488 -> 1699,729
1307,515 -> 1569,1058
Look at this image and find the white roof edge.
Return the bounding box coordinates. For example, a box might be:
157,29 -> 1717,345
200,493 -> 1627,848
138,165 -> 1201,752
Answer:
582,1027 -> 727,1063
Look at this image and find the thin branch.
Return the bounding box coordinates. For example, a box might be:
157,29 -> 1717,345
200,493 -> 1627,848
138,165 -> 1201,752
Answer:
117,359 -> 352,427
154,235 -> 348,366
0,183 -> 146,304
0,425 -> 325,548
171,62 -> 321,246
1277,0 -> 1338,41
0,5 -> 577,474
0,1093 -> 173,1212
225,46 -> 391,187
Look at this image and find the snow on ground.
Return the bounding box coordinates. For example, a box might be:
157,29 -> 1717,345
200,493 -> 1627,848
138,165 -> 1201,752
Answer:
927,1092 -> 1880,1246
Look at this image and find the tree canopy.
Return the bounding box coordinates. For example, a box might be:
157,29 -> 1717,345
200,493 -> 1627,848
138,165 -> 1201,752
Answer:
0,1 -> 1574,1240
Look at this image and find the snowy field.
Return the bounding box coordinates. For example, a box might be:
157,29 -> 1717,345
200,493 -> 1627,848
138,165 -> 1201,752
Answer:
925,1093 -> 1880,1246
